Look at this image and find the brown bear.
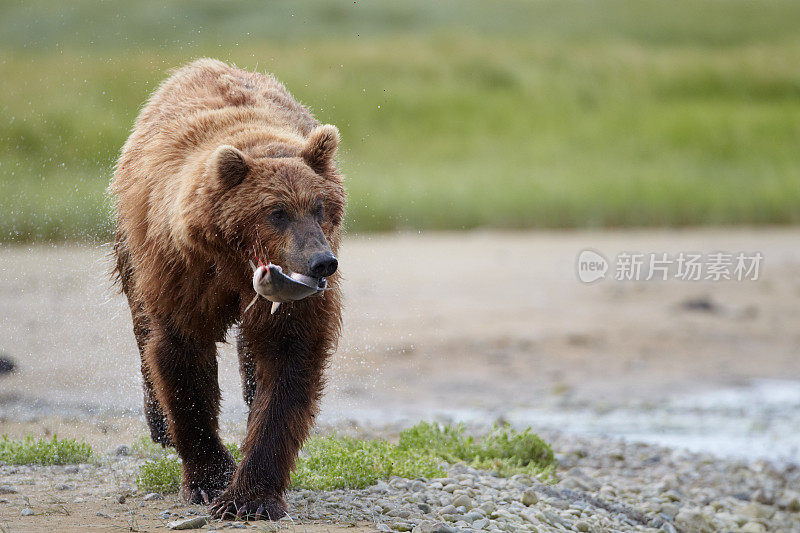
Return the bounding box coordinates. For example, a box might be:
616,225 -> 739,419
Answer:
109,58 -> 346,520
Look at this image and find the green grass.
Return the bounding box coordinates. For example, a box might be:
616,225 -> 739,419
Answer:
136,454 -> 182,494
398,422 -> 555,480
0,435 -> 93,465
2,0 -> 800,242
135,423 -> 555,493
291,434 -> 446,490
134,440 -> 241,493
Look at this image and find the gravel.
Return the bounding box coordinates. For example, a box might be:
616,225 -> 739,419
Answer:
1,429 -> 798,531
280,430 -> 800,532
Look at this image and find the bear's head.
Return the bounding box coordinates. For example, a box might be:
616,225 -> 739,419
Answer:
176,124 -> 346,286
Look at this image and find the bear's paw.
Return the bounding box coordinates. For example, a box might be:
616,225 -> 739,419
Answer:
210,493 -> 288,521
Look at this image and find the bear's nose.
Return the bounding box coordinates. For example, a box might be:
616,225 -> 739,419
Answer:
308,251 -> 338,278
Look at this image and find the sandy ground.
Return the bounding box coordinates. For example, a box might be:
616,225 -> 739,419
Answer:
2,229 -> 799,422
1,229 -> 800,531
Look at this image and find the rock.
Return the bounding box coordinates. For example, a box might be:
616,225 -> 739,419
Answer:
452,494 -> 472,509
0,486 -> 17,494
167,516 -> 210,530
371,480 -> 391,494
479,502 -> 496,514
414,522 -> 456,533
675,508 -> 712,533
390,478 -> 409,490
64,465 -> 79,474
143,492 -> 164,501
542,510 -> 571,529
574,520 -> 590,532
752,488 -> 774,505
777,490 -> 800,512
521,489 -> 538,506
376,524 -> 392,532
743,502 -> 774,520
117,494 -> 126,504
0,355 -> 16,374
158,510 -> 171,519
410,480 -> 426,492
473,518 -> 489,529
114,445 -> 131,456
740,522 -> 766,533
660,502 -> 680,518
679,296 -> 718,313
21,508 -> 34,516
439,504 -> 456,515
510,474 -> 533,486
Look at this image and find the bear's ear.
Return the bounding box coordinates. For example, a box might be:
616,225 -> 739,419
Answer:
301,124 -> 340,175
209,145 -> 249,188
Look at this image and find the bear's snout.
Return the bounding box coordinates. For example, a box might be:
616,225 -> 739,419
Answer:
308,251 -> 338,278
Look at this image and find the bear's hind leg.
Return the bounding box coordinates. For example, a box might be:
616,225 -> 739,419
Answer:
145,323 -> 236,504
130,307 -> 172,447
116,241 -> 172,447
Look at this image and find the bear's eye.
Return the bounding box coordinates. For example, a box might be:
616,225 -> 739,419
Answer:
313,201 -> 324,221
270,209 -> 289,226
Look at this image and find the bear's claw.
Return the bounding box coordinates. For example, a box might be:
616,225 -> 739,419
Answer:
210,495 -> 287,521
183,486 -> 223,505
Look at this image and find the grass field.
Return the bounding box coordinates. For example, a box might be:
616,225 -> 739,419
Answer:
1,0 -> 800,241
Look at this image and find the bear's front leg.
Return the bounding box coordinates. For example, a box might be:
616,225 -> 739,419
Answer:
211,316 -> 329,520
145,323 -> 236,503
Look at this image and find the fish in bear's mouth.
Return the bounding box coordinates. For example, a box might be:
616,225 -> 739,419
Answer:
244,259 -> 327,315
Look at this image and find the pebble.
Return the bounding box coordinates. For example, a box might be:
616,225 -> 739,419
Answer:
167,515 -> 209,530
143,492 -> 164,501
21,508 -> 34,516
288,428 -> 799,532
740,522 -> 767,533
0,486 -> 17,494
521,488 -> 538,506
114,445 -> 130,456
451,494 -> 472,509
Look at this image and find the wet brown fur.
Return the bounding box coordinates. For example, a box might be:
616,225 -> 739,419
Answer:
109,59 -> 345,519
